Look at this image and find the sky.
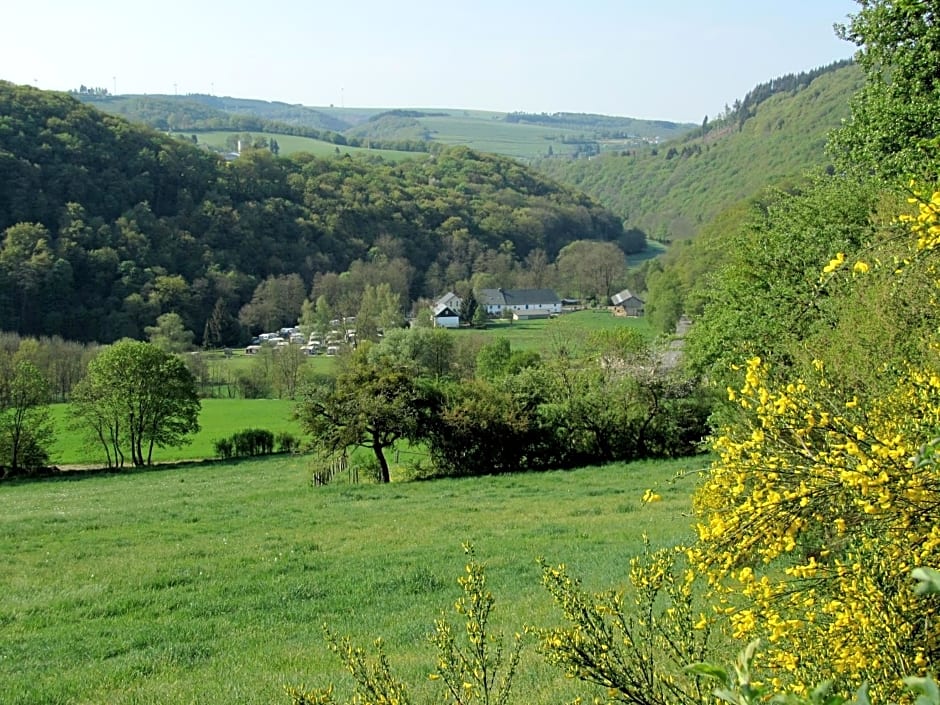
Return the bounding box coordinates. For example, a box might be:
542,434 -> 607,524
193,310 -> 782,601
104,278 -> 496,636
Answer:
2,0 -> 859,123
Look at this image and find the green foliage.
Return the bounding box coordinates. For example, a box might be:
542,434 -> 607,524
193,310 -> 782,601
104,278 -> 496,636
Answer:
415,333 -> 710,478
683,175 -> 889,384
0,358 -> 54,475
686,640 -> 772,705
368,327 -> 456,380
296,346 -> 432,483
538,63 -> 862,242
555,239 -> 628,302
422,378 -> 536,476
475,338 -> 541,381
830,1 -> 940,181
471,305 -> 489,329
238,274 -> 307,334
213,428 -> 276,459
537,539 -> 711,705
213,436 -> 233,459
69,340 -> 200,467
145,312 -> 195,353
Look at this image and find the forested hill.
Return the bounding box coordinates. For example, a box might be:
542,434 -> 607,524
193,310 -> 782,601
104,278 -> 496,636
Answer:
536,61 -> 863,242
0,82 -> 625,345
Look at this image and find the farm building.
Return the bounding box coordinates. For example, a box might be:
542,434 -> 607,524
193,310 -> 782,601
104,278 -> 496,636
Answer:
477,288 -> 561,317
432,303 -> 461,328
513,310 -> 552,321
610,289 -> 645,317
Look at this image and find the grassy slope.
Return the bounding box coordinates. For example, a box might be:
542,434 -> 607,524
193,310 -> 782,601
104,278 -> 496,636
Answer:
420,115 -> 580,159
79,93 -> 695,162
193,131 -> 423,161
0,454 -> 703,705
536,64 -> 864,240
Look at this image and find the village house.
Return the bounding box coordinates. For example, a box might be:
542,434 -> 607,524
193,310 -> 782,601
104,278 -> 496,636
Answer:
432,302 -> 461,328
477,288 -> 562,318
429,292 -> 463,328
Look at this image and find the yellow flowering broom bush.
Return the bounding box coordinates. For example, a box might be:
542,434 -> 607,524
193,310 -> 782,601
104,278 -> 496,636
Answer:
689,188 -> 940,698
536,538 -> 714,705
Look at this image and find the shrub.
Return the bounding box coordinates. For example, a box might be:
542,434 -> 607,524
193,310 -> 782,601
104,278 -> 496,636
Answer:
277,432 -> 299,454
214,428 -> 276,459
213,437 -> 234,460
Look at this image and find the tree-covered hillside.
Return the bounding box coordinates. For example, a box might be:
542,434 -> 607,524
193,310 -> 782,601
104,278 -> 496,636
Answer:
536,62 -> 862,241
0,82 -> 626,345
76,92 -> 350,133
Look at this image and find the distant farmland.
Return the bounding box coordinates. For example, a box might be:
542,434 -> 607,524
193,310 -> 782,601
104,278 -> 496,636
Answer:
193,131 -> 425,161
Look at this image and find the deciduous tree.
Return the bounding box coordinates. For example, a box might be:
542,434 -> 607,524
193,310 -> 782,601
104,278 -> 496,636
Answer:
145,312 -> 195,353
297,346 -> 430,482
831,0 -> 940,180
555,239 -> 626,303
70,340 -> 200,467
0,358 -> 54,474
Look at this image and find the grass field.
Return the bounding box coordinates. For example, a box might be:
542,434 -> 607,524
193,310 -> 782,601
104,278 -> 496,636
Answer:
464,309 -> 654,351
0,454 -> 705,705
194,131 -> 424,161
49,398 -> 301,467
419,115 -> 579,160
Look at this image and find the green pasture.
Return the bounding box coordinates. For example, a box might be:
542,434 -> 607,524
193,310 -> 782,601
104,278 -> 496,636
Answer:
629,240 -> 668,267
194,131 -> 424,161
49,398 -> 301,467
0,454 -> 704,705
419,115 -> 578,159
201,347 -> 339,375
461,309 -> 654,351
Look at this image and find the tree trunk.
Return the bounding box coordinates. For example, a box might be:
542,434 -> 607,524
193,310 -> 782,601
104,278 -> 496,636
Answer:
372,439 -> 391,483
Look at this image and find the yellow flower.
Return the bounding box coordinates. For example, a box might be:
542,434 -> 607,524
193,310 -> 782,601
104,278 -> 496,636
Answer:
823,252 -> 846,274
853,260 -> 870,274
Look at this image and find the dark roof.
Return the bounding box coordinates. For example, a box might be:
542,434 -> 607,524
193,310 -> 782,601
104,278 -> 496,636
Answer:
478,288 -> 561,306
432,303 -> 459,317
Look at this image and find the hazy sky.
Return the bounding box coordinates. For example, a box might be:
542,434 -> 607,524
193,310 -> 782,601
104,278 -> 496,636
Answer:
3,0 -> 858,122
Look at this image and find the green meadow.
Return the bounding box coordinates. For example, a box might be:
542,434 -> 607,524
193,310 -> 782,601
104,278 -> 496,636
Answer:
465,309 -> 654,351
49,398 -> 301,467
0,454 -> 703,705
419,114 -> 580,159
194,131 -> 424,161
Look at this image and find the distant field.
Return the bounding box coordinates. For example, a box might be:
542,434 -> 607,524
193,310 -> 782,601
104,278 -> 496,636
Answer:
49,398 -> 301,467
464,309 -> 653,351
629,240 -> 668,267
0,453 -> 704,705
420,115 -> 580,159
47,311 -> 648,466
194,131 -> 424,161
